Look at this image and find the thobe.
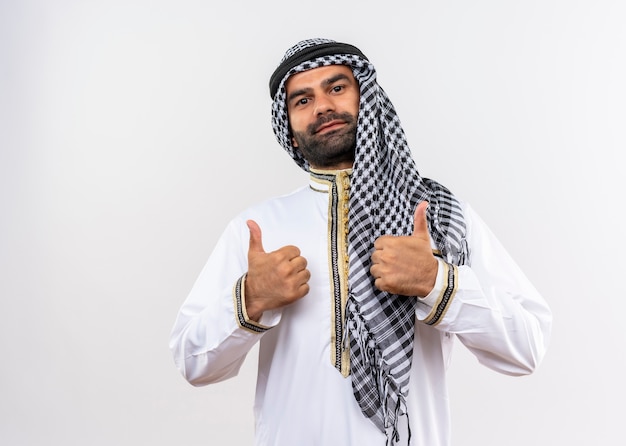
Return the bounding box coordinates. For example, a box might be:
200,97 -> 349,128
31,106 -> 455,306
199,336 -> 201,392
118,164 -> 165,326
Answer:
169,170 -> 552,446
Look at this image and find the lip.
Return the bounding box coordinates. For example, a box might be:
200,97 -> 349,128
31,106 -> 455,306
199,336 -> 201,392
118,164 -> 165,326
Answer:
315,120 -> 345,134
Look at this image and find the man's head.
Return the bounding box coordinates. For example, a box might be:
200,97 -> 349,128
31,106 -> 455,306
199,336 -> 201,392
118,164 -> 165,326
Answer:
285,65 -> 359,169
269,38 -> 371,172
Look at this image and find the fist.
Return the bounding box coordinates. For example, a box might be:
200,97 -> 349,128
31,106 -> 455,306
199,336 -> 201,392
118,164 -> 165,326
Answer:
370,202 -> 438,297
245,220 -> 311,320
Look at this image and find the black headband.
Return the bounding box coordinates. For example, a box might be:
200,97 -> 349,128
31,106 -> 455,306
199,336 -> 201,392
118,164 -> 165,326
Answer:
268,42 -> 368,99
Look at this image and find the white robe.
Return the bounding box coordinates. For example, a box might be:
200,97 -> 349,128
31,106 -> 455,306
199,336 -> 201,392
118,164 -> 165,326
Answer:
169,173 -> 552,446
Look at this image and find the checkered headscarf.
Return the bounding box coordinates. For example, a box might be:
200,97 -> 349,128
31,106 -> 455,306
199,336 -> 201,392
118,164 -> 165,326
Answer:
270,38 -> 469,444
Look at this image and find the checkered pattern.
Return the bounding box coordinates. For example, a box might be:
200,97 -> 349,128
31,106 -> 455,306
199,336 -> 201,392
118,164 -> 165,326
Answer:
270,38 -> 469,443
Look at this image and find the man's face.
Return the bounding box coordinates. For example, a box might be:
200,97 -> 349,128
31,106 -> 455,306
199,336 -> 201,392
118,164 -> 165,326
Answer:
285,65 -> 360,169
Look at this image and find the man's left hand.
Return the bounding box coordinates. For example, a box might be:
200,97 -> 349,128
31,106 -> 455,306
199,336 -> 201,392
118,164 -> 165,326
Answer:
370,201 -> 439,297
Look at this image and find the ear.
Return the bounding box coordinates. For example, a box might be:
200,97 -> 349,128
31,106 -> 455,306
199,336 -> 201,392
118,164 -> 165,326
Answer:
291,136 -> 299,148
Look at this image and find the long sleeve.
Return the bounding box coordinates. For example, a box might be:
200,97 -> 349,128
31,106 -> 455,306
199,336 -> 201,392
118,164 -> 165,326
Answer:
169,187 -> 552,446
168,218 -> 281,386
415,203 -> 552,376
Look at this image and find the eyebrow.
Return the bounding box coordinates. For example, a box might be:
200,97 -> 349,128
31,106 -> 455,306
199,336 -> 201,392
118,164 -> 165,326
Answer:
287,73 -> 353,104
323,72 -> 352,87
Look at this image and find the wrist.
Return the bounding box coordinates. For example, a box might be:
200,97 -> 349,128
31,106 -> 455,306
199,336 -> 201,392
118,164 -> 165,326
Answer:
417,257 -> 443,300
233,274 -> 274,334
243,274 -> 263,321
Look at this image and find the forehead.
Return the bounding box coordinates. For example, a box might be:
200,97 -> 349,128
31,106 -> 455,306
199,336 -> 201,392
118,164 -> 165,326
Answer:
285,65 -> 355,94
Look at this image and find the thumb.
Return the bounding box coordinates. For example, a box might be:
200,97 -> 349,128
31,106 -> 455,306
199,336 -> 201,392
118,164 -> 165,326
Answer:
412,201 -> 430,238
247,219 -> 265,254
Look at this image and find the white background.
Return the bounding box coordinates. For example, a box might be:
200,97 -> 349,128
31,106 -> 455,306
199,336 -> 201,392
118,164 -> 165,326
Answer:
1,0 -> 624,445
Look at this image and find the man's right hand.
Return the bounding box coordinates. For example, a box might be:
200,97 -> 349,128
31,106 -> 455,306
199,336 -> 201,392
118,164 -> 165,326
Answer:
244,219 -> 311,321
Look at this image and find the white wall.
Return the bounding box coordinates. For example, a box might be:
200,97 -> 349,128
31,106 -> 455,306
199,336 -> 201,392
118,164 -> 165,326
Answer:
1,0 -> 624,444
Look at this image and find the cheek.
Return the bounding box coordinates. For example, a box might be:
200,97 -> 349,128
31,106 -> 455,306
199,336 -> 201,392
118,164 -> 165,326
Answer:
340,93 -> 360,117
287,111 -> 305,134
352,94 -> 360,115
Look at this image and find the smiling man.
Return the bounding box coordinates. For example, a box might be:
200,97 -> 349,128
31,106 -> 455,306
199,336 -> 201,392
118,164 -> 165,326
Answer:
286,65 -> 359,169
169,38 -> 552,446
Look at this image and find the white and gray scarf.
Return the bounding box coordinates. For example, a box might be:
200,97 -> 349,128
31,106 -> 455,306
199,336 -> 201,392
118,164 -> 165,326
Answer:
270,38 -> 469,444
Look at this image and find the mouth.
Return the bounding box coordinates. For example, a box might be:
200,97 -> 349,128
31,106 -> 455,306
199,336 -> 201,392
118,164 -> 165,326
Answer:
314,120 -> 345,134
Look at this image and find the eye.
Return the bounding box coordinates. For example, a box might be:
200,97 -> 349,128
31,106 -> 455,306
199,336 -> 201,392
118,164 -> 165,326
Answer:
290,97 -> 309,109
331,85 -> 344,93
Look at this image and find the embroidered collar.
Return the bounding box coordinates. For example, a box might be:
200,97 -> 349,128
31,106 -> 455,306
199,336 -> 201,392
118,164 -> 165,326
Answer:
309,168 -> 353,192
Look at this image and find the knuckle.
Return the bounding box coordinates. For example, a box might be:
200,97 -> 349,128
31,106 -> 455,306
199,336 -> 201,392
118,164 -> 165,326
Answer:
286,245 -> 301,256
277,261 -> 294,276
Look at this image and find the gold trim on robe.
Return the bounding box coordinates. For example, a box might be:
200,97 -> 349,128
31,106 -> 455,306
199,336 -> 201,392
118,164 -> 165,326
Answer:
310,168 -> 351,377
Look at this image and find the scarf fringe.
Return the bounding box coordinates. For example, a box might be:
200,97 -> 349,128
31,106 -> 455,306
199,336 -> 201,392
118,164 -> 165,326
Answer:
348,305 -> 412,445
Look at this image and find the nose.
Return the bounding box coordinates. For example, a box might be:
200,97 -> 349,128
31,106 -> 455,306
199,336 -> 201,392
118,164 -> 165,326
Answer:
313,94 -> 335,116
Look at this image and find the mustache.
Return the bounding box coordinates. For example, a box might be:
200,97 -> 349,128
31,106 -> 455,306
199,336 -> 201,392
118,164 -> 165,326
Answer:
306,112 -> 356,134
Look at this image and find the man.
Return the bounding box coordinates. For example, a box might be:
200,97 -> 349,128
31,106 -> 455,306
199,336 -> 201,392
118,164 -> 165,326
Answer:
169,38 -> 552,446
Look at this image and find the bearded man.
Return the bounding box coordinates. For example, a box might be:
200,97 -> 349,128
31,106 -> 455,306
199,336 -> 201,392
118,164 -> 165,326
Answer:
169,38 -> 552,446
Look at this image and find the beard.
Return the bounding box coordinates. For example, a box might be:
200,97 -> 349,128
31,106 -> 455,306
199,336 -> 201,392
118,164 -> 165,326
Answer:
291,112 -> 357,169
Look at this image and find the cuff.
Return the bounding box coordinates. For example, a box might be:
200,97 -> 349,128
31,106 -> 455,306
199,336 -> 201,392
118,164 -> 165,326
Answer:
417,260 -> 459,326
232,274 -> 277,334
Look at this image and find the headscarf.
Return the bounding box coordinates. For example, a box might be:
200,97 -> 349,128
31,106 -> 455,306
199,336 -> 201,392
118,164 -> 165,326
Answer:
269,38 -> 469,444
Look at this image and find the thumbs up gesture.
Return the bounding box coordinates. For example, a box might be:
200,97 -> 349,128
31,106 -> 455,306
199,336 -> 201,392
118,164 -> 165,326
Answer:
244,220 -> 311,321
370,201 -> 439,297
